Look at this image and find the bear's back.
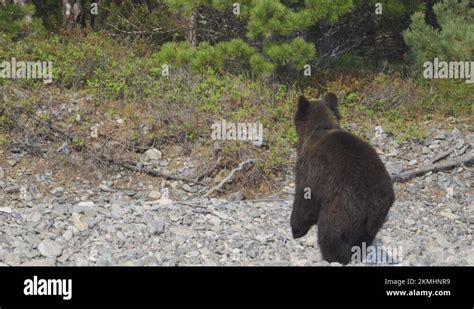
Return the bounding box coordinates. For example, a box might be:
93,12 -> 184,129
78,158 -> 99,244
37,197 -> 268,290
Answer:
309,129 -> 393,205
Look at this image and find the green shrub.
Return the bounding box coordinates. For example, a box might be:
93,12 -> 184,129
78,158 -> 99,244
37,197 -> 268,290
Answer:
403,0 -> 474,74
0,4 -> 43,36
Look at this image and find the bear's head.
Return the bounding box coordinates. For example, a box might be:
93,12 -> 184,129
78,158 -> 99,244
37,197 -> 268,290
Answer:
294,93 -> 341,148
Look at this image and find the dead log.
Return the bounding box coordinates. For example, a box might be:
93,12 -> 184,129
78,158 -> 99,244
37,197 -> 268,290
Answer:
24,113 -> 204,185
202,159 -> 254,198
391,152 -> 473,183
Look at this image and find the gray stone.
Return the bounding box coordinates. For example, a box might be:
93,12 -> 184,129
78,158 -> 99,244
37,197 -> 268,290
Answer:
148,190 -> 161,199
168,145 -> 184,157
73,253 -> 89,266
28,212 -> 42,223
99,184 -> 116,192
150,219 -> 165,235
38,239 -> 63,257
465,133 -> 474,147
111,203 -> 125,216
386,162 -> 403,175
230,191 -> 245,201
98,251 -> 113,265
183,184 -> 197,193
170,227 -> 192,237
71,213 -> 89,231
434,234 -> 451,249
63,229 -> 73,241
439,211 -> 460,220
454,139 -> 465,149
4,186 -> 19,193
432,130 -> 446,140
21,258 -> 56,266
144,148 -> 162,161
170,181 -> 179,189
5,252 -> 21,266
0,207 -> 12,214
209,217 -> 221,226
451,128 -> 463,138
255,234 -> 271,243
158,161 -> 169,167
125,190 -> 137,196
51,187 -> 64,197
444,256 -> 457,264
74,201 -> 97,217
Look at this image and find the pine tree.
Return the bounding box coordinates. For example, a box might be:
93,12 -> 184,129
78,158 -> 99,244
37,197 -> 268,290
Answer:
403,0 -> 474,71
0,3 -> 43,36
157,0 -> 354,76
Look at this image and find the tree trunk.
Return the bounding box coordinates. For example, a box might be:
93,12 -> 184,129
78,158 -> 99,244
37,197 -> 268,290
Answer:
186,9 -> 198,48
63,0 -> 73,24
63,0 -> 85,27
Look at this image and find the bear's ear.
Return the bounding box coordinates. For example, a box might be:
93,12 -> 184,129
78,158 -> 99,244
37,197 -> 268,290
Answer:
297,95 -> 310,113
323,92 -> 341,120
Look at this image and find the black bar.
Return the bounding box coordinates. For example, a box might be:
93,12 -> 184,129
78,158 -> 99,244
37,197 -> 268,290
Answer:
0,267 -> 472,307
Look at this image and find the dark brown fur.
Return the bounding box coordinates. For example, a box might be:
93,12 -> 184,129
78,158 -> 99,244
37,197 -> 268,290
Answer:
290,93 -> 394,264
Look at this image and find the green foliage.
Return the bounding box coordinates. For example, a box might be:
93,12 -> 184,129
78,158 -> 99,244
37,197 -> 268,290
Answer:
356,0 -> 424,17
32,0 -> 62,31
0,4 -> 43,37
152,41 -> 195,69
156,0 -> 354,76
403,0 -> 474,71
163,0 -> 232,14
264,38 -> 315,69
0,30 -> 151,96
0,133 -> 7,146
247,0 -> 308,39
0,114 -> 13,129
153,39 -> 275,75
418,79 -> 474,116
72,137 -> 86,150
19,97 -> 36,113
249,53 -> 275,76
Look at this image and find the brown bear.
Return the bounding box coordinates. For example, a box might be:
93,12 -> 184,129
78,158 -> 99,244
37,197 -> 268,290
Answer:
290,93 -> 394,265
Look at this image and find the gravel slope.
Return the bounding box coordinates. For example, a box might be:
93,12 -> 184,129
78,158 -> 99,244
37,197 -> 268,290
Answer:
0,126 -> 472,266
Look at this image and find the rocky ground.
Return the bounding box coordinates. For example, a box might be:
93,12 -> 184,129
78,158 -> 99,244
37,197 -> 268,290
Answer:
0,125 -> 472,266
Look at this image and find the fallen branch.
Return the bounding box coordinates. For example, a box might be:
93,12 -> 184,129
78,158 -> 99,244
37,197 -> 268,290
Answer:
120,162 -> 204,185
430,149 -> 453,164
242,198 -> 289,203
175,200 -> 208,209
25,113 -> 204,185
391,152 -> 474,183
202,159 -> 254,198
